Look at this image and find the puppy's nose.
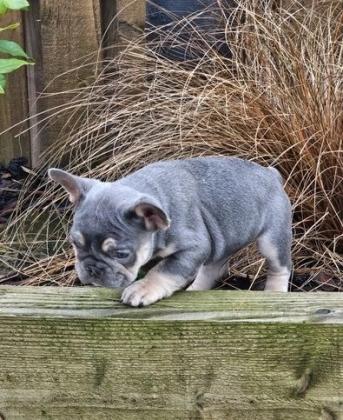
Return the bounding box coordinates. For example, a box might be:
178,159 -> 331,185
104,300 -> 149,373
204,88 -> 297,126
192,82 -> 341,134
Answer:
86,265 -> 103,277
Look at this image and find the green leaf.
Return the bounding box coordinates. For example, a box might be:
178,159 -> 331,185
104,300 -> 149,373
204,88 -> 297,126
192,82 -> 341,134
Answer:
0,58 -> 33,73
0,40 -> 28,58
0,22 -> 20,31
0,1 -> 8,15
3,0 -> 29,10
0,73 -> 6,93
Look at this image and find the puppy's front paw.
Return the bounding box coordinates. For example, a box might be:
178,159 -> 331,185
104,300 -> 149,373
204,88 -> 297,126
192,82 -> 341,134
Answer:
121,278 -> 172,307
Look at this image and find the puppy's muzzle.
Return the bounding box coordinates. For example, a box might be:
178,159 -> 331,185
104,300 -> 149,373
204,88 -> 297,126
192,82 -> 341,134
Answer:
79,258 -> 109,284
86,264 -> 104,278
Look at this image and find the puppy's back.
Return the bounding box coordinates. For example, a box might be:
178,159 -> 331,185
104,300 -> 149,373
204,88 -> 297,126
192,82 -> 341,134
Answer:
121,156 -> 291,261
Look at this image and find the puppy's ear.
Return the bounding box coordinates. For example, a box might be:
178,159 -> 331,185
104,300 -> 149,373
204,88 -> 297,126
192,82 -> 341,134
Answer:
134,202 -> 170,231
48,168 -> 96,204
129,199 -> 170,231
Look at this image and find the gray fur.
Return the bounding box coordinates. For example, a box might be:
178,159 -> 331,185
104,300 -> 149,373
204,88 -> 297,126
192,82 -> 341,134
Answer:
49,157 -> 292,305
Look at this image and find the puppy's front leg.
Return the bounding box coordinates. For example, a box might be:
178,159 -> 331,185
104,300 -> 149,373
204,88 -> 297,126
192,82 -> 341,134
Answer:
121,253 -> 202,307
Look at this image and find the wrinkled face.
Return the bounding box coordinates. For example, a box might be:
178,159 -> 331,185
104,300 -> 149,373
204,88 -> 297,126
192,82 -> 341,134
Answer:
70,202 -> 153,288
48,168 -> 170,289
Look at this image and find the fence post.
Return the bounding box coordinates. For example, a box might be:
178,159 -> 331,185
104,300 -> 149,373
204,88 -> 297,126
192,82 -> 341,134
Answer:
0,11 -> 30,166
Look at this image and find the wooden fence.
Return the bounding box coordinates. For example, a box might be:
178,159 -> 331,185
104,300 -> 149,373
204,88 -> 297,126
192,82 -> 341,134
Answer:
0,0 -> 145,167
0,286 -> 342,419
1,0 -> 308,168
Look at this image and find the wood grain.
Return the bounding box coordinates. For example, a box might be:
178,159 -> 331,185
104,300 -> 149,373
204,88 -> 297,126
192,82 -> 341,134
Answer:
0,287 -> 341,419
23,0 -> 43,168
117,0 -> 145,42
100,0 -> 118,61
38,0 -> 101,155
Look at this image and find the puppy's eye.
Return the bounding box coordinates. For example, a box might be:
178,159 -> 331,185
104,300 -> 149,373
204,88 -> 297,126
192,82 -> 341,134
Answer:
113,250 -> 130,260
101,239 -> 130,259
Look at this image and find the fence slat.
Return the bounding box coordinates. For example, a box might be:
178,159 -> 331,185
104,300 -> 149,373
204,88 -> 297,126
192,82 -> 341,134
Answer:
0,287 -> 342,419
100,0 -> 118,61
0,11 -> 30,166
118,0 -> 145,41
37,0 -> 102,157
23,0 -> 43,168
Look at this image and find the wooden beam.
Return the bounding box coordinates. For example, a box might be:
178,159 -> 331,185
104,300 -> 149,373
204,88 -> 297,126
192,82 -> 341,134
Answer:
99,0 -> 118,61
0,287 -> 342,419
117,0 -> 145,41
23,0 -> 44,168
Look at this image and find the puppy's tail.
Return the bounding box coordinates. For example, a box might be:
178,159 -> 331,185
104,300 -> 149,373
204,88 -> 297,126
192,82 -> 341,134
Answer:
268,166 -> 283,184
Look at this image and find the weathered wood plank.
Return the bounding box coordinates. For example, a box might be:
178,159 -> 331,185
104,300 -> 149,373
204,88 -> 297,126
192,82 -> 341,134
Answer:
100,0 -> 118,61
0,287 -> 342,419
38,0 -> 101,156
117,0 -> 145,41
0,11 -> 30,166
0,286 -> 342,323
23,0 -> 44,168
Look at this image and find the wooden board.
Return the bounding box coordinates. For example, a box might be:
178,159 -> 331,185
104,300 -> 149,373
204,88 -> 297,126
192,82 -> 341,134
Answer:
117,0 -> 145,41
0,287 -> 342,419
23,0 -> 44,168
0,11 -> 30,166
37,0 -> 101,157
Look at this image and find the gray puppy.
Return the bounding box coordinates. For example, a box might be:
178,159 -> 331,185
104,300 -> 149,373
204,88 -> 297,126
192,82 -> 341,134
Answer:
49,157 -> 292,306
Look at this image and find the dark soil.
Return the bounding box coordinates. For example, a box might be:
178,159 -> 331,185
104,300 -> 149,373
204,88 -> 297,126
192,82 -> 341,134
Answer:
0,157 -> 30,225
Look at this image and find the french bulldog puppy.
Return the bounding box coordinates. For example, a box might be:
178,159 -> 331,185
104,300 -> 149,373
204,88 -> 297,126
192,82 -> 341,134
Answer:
49,157 -> 292,306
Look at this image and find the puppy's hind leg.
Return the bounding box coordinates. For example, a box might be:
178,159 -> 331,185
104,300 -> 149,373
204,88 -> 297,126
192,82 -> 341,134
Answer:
187,259 -> 228,291
257,230 -> 292,292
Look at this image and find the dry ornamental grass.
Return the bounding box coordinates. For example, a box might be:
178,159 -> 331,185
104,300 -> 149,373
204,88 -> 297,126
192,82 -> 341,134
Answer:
0,0 -> 342,290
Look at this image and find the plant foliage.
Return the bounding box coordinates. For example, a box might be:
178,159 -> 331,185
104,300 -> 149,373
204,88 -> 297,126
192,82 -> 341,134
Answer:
0,0 -> 32,94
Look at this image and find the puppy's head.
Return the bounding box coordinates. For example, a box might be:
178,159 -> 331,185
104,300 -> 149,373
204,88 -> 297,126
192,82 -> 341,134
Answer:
48,169 -> 170,288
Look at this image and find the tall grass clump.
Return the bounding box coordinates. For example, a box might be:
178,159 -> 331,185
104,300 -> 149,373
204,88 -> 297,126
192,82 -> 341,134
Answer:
0,0 -> 342,290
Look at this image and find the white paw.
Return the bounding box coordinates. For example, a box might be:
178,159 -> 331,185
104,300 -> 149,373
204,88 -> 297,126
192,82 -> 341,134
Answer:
121,279 -> 171,307
186,281 -> 210,291
265,270 -> 290,292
